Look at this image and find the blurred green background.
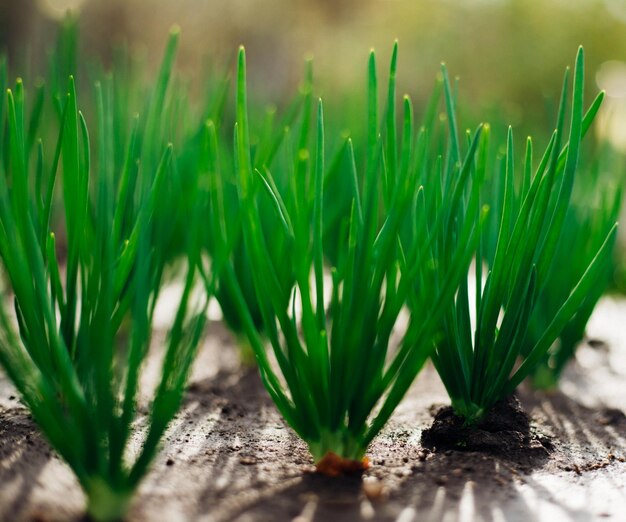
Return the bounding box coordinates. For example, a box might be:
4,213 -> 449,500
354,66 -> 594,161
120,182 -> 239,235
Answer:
2,0 -> 626,285
3,0 -> 626,132
4,0 -> 626,166
0,0 -> 626,125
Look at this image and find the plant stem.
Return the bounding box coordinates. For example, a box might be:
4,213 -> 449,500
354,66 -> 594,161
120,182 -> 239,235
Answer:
308,429 -> 365,463
84,479 -> 133,522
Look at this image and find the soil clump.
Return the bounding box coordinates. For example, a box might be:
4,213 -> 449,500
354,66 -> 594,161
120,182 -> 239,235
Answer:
421,395 -> 553,465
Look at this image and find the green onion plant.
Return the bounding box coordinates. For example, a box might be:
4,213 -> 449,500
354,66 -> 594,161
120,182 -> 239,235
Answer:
0,50 -> 207,522
220,44 -> 481,469
199,62 -> 311,352
431,47 -> 618,424
522,167 -> 621,388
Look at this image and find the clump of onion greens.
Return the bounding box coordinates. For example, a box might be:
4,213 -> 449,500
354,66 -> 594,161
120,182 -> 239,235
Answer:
198,62 -> 312,354
522,171 -> 621,388
224,44 -> 481,469
430,47 -> 618,424
0,46 -> 207,522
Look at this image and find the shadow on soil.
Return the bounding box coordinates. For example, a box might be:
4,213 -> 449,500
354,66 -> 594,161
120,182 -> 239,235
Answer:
0,409 -> 53,520
207,382 -> 626,522
3,334 -> 624,522
379,388 -> 626,522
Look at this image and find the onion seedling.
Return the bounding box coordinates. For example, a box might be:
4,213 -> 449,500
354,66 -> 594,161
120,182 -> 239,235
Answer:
0,68 -> 207,521
225,45 -> 481,471
199,64 -> 311,350
522,170 -> 621,388
431,47 -> 618,424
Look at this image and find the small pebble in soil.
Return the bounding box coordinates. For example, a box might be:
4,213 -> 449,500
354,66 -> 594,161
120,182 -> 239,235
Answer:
434,475 -> 448,485
362,478 -> 386,501
239,456 -> 258,465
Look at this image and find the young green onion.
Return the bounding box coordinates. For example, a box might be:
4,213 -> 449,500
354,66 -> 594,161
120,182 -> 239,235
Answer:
198,61 -> 310,354
0,45 -> 207,522
522,167 -> 621,388
220,44 -> 480,469
431,47 -> 618,424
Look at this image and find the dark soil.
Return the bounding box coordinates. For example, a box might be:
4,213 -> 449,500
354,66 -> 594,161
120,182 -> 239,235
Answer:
1,297 -> 626,521
421,395 -> 553,464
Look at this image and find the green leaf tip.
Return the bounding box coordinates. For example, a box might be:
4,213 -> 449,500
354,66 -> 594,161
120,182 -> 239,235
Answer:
237,48 -> 247,84
391,40 -> 398,64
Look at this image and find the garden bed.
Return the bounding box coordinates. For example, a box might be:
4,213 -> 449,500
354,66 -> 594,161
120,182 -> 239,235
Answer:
1,296 -> 625,522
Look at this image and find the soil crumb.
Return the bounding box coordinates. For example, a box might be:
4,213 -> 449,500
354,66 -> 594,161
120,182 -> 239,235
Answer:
421,395 -> 553,462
